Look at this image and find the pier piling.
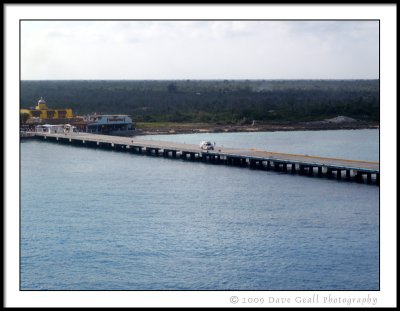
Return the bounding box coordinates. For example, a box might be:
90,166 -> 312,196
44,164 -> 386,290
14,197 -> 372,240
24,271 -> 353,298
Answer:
34,133 -> 379,186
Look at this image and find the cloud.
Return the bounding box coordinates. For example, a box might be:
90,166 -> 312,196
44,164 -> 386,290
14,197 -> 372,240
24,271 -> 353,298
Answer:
21,20 -> 379,80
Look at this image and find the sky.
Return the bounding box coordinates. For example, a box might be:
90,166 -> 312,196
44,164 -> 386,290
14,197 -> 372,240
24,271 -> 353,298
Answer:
21,20 -> 379,80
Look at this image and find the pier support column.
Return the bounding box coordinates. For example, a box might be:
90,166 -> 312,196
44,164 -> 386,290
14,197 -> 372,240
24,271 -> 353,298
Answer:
317,167 -> 323,177
299,165 -> 305,175
267,161 -> 271,170
346,170 -> 351,180
291,163 -> 296,174
99,142 -> 112,149
367,173 -> 372,184
376,173 -> 380,185
327,168 -> 333,178
336,170 -> 341,180
355,171 -> 363,183
252,159 -> 262,169
235,158 -> 241,166
282,163 -> 287,172
114,144 -> 127,151
86,141 -> 98,148
308,166 -> 314,176
147,148 -> 158,156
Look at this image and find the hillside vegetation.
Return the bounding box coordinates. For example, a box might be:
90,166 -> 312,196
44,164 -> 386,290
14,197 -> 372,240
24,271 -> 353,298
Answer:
20,80 -> 379,124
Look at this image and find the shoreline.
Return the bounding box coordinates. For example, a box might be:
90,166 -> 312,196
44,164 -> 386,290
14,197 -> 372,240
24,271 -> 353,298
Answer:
134,121 -> 379,136
20,121 -> 379,138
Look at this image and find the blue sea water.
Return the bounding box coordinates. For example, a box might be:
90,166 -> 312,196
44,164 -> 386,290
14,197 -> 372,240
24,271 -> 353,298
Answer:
142,129 -> 379,162
20,130 -> 379,290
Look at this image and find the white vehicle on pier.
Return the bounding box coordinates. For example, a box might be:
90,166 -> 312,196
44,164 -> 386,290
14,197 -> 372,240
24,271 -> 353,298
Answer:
199,141 -> 214,150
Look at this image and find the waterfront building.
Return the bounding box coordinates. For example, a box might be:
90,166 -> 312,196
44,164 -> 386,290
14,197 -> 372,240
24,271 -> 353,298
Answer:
77,114 -> 134,134
21,98 -> 135,135
35,124 -> 78,134
21,97 -> 74,121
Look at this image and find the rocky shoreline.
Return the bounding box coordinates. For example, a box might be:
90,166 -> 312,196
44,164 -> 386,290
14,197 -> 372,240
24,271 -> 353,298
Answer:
134,120 -> 379,136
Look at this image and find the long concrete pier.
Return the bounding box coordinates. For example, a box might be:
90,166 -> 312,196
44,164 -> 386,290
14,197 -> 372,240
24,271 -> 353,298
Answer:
29,132 -> 380,185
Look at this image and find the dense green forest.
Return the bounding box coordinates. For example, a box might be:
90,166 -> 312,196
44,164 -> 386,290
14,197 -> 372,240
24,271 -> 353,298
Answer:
20,80 -> 379,124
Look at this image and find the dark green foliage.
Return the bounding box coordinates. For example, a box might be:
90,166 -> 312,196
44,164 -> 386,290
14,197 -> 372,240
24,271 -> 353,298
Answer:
20,112 -> 30,124
20,79 -> 379,123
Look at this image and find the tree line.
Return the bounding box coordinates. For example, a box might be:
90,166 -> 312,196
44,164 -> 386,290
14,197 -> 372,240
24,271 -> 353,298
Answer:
20,79 -> 379,124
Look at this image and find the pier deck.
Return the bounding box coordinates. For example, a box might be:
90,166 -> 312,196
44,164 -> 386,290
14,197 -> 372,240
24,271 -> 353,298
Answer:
30,132 -> 380,185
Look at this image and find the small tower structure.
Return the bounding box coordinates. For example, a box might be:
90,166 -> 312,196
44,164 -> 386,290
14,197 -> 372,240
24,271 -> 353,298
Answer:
35,97 -> 48,110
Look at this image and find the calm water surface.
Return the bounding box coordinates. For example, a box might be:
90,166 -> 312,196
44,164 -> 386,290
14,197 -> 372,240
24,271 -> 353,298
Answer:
143,129 -> 379,161
20,130 -> 379,290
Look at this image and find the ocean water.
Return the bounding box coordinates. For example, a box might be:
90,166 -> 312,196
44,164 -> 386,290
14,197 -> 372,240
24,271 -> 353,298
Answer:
20,130 -> 379,290
142,129 -> 379,162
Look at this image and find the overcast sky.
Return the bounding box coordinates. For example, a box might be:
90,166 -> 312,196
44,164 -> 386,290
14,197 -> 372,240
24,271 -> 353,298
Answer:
21,20 -> 379,80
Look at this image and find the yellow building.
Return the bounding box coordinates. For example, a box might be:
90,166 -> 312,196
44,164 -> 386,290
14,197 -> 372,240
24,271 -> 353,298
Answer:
21,97 -> 73,120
